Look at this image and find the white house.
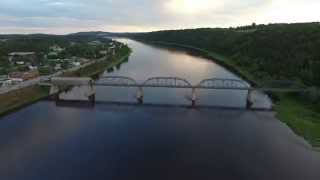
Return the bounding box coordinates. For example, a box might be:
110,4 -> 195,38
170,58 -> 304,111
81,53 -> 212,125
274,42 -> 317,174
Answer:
16,61 -> 25,65
72,62 -> 81,67
50,45 -> 65,52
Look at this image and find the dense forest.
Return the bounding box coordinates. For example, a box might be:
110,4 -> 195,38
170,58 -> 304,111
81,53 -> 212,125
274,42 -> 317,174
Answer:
130,23 -> 320,87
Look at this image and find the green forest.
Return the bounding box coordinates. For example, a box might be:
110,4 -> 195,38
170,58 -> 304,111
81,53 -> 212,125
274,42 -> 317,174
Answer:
131,23 -> 320,87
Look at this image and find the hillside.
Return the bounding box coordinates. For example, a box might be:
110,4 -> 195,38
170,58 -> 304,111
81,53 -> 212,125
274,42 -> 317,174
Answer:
130,23 -> 320,87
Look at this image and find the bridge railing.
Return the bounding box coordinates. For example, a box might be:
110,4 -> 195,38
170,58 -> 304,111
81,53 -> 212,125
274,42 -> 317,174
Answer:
95,76 -> 138,87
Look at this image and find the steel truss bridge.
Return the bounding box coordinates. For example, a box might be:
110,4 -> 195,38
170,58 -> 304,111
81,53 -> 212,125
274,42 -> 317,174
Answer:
41,76 -> 306,109
40,76 -> 306,109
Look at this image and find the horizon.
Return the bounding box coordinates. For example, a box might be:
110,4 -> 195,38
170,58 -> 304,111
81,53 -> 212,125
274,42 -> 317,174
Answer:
0,21 -> 319,36
0,0 -> 320,34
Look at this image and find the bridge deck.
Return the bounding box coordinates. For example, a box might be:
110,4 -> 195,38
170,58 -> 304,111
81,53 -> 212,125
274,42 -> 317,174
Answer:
51,77 -> 92,86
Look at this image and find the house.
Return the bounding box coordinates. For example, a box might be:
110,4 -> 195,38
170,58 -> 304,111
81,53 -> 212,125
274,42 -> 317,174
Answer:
50,45 -> 65,52
88,40 -> 102,46
8,52 -> 36,64
16,61 -> 25,65
47,52 -> 59,59
99,50 -> 108,55
72,62 -> 81,67
28,65 -> 38,70
0,39 -> 8,43
8,72 -> 24,82
9,70 -> 39,82
54,64 -> 62,71
0,79 -> 13,87
0,75 -> 8,86
0,75 -> 7,81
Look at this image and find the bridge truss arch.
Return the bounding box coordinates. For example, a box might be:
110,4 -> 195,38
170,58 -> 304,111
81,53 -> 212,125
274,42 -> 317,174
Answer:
96,76 -> 139,87
143,77 -> 192,88
197,78 -> 250,90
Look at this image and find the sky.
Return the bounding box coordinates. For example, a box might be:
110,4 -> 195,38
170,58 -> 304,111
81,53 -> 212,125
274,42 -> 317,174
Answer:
0,0 -> 319,34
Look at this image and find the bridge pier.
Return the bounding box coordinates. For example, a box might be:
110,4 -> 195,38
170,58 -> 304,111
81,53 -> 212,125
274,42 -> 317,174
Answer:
191,88 -> 197,107
137,87 -> 144,104
47,77 -> 96,103
49,85 -> 60,95
246,89 -> 253,110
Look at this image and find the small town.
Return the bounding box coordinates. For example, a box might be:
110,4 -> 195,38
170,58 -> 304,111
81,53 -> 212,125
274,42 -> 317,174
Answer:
0,37 -> 123,91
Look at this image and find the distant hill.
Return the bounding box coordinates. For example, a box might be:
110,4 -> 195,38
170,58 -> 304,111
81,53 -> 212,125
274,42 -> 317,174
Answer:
67,31 -> 119,37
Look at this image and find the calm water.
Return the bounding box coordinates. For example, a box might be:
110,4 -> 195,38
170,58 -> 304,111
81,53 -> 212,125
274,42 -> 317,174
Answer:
0,39 -> 319,180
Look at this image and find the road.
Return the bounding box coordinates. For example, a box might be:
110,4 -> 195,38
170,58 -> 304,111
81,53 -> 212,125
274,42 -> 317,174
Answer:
0,58 -> 103,95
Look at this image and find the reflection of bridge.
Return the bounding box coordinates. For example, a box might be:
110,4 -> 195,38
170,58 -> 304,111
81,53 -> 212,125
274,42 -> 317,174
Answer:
40,76 -> 306,109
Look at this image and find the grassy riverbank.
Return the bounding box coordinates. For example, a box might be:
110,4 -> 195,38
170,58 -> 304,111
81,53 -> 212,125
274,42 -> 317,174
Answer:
132,38 -> 320,148
0,46 -> 131,117
63,46 -> 131,77
275,94 -> 320,148
0,86 -> 49,116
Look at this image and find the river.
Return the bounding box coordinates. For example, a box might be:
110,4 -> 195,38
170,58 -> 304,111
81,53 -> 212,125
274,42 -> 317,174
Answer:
62,38 -> 270,108
0,39 -> 319,180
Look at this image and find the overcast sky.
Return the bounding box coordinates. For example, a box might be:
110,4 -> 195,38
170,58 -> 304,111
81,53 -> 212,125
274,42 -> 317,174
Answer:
0,0 -> 319,34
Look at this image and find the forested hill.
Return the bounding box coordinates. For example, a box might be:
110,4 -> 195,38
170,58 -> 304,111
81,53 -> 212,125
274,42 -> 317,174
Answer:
130,23 -> 320,86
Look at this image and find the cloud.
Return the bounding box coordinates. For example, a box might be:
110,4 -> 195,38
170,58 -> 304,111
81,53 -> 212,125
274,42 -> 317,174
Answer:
0,0 -> 318,34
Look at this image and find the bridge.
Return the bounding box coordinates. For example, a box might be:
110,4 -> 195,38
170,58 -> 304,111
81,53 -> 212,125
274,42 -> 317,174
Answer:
40,76 -> 306,109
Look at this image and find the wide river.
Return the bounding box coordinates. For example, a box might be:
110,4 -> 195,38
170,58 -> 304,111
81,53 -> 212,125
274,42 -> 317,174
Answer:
0,39 -> 319,180
66,38 -> 270,108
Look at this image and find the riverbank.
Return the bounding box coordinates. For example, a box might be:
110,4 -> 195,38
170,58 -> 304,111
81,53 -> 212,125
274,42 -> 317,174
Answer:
0,46 -> 131,117
137,40 -> 320,148
0,86 -> 49,116
62,46 -> 131,77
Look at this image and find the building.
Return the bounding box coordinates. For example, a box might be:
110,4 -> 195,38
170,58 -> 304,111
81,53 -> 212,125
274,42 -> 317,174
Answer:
8,52 -> 36,64
54,64 -> 62,71
8,70 -> 39,82
50,45 -> 65,52
99,50 -> 108,55
72,62 -> 81,67
88,40 -> 102,46
0,79 -> 13,87
28,65 -> 38,70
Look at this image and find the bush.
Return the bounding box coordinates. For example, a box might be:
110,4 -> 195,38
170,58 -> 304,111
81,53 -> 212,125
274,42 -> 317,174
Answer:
304,87 -> 320,103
